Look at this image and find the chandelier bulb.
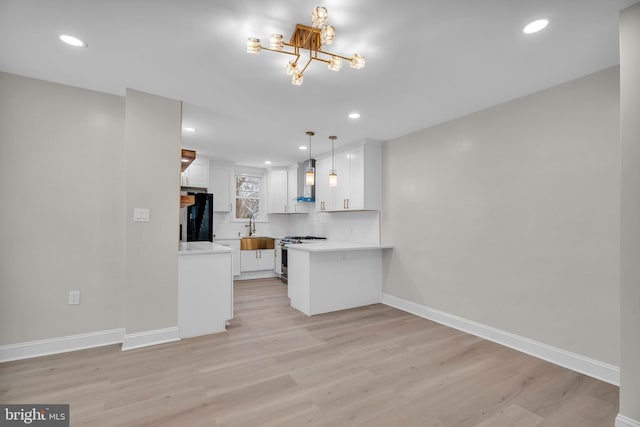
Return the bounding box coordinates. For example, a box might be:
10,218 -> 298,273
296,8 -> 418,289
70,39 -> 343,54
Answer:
320,25 -> 335,45
246,37 -> 261,54
312,6 -> 328,28
286,61 -> 299,76
269,34 -> 284,50
328,56 -> 342,72
350,53 -> 365,69
292,72 -> 303,86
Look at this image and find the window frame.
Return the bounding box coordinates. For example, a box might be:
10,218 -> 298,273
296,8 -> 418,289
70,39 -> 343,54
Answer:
233,170 -> 266,221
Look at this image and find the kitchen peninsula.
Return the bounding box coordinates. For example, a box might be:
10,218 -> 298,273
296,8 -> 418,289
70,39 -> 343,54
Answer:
178,242 -> 233,338
287,241 -> 393,316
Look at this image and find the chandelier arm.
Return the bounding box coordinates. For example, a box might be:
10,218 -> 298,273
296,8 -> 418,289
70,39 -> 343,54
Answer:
317,50 -> 352,61
299,57 -> 314,74
259,46 -> 300,57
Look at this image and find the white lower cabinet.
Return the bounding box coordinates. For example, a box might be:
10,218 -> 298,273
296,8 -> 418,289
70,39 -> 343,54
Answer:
178,251 -> 233,338
274,240 -> 282,275
214,239 -> 241,276
240,249 -> 275,272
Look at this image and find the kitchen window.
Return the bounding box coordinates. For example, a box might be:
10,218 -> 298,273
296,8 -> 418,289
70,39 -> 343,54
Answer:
235,174 -> 262,220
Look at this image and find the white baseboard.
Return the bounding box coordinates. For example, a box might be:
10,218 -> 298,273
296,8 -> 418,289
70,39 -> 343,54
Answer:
0,328 -> 125,363
121,326 -> 180,351
237,271 -> 278,281
617,414 -> 640,427
381,293 -> 620,386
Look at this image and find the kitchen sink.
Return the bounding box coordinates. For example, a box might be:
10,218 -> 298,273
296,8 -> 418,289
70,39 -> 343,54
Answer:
240,237 -> 275,250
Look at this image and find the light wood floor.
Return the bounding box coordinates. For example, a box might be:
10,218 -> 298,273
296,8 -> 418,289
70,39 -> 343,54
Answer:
0,279 -> 618,426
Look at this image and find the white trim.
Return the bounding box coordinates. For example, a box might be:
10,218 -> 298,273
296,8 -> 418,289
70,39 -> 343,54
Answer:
237,271 -> 278,281
0,328 -> 125,363
381,293 -> 620,386
121,327 -> 180,351
616,414 -> 640,427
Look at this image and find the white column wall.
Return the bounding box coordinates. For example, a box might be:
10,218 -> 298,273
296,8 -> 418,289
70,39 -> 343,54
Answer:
124,89 -> 181,336
619,2 -> 640,424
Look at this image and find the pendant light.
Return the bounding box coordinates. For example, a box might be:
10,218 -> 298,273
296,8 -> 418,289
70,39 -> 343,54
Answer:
328,136 -> 338,187
305,131 -> 315,186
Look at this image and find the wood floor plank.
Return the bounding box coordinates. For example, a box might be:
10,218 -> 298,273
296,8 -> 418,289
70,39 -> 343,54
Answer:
475,404 -> 543,427
0,278 -> 619,426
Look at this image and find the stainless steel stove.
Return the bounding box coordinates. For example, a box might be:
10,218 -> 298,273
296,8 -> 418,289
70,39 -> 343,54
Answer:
280,236 -> 326,283
281,235 -> 327,244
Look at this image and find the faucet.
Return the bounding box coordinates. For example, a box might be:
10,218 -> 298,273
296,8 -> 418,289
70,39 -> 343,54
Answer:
246,213 -> 256,236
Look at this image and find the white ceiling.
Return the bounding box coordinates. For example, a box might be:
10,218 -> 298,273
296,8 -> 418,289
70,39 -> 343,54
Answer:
1,0 -> 636,167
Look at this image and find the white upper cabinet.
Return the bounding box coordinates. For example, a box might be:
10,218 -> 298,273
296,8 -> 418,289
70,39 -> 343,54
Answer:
181,158 -> 209,188
268,169 -> 288,213
315,156 -> 334,212
315,140 -> 381,212
287,166 -> 299,212
267,166 -> 308,214
210,164 -> 232,212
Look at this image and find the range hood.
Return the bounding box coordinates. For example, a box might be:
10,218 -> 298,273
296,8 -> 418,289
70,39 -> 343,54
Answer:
297,159 -> 316,202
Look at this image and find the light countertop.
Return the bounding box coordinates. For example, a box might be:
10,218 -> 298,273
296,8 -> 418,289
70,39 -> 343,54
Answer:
179,242 -> 234,255
213,235 -> 285,241
285,241 -> 393,253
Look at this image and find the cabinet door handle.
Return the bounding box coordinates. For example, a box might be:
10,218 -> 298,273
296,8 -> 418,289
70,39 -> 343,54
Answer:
343,199 -> 347,209
347,198 -> 350,209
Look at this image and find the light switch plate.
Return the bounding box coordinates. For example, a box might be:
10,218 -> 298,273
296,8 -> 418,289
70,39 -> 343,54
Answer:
133,208 -> 150,222
68,290 -> 81,305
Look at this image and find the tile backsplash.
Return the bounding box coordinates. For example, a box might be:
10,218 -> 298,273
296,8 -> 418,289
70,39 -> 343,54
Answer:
212,207 -> 380,243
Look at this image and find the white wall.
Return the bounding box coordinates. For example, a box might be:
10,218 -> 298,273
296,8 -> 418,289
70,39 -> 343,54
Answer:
619,2 -> 640,423
124,89 -> 181,335
381,67 -> 620,366
0,72 -> 126,344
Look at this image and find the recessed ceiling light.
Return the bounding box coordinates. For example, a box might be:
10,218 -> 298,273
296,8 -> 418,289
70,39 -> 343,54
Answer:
264,161 -> 272,165
348,112 -> 361,119
59,34 -> 86,47
299,146 -> 308,150
523,19 -> 549,34
183,127 -> 196,132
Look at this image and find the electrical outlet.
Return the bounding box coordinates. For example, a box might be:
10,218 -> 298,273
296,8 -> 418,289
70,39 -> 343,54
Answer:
68,290 -> 81,305
133,208 -> 150,222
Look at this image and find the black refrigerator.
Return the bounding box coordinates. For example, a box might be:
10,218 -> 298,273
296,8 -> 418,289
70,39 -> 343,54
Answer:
186,193 -> 213,241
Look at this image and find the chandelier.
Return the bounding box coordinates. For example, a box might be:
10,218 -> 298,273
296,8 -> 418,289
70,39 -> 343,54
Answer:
246,6 -> 365,86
